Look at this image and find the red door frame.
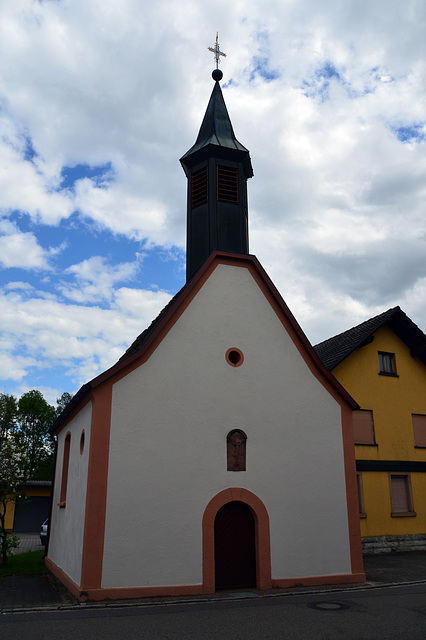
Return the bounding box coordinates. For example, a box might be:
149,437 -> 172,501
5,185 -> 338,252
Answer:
202,488 -> 272,593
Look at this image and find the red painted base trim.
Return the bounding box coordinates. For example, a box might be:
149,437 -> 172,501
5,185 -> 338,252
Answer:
272,572 -> 366,589
46,556 -> 365,603
46,556 -> 204,602
81,585 -> 204,602
45,557 -> 81,600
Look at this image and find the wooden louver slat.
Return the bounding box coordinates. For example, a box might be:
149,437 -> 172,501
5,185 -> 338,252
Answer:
217,166 -> 238,203
191,167 -> 208,208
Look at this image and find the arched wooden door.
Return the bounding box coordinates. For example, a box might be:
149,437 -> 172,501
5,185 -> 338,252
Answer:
214,501 -> 256,590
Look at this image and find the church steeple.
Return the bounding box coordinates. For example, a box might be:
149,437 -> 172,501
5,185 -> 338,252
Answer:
180,61 -> 253,281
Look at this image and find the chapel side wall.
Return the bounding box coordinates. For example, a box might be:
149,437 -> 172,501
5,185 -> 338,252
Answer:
47,403 -> 91,586
102,264 -> 352,589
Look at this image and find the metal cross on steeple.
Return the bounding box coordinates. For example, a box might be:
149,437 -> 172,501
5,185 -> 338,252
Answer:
208,32 -> 226,68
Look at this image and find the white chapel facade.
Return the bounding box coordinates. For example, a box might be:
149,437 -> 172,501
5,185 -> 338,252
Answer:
46,65 -> 365,601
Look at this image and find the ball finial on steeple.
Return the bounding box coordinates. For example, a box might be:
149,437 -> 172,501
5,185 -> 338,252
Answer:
212,68 -> 223,82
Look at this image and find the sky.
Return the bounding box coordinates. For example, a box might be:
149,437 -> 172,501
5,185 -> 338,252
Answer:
1,0 -> 425,404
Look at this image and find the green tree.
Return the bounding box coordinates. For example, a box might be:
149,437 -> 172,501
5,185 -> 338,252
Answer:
56,391 -> 73,416
0,436 -> 29,566
0,394 -> 17,445
15,391 -> 56,481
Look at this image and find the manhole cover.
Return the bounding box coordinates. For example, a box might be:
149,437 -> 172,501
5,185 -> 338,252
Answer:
307,601 -> 350,611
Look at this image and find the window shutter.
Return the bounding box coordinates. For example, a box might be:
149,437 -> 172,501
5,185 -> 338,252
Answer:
353,410 -> 375,444
413,414 -> 426,447
390,476 -> 409,512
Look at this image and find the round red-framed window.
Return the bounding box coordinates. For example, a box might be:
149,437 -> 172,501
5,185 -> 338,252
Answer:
225,347 -> 244,367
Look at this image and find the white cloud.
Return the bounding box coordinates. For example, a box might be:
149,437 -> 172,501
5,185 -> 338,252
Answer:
4,281 -> 34,292
0,349 -> 37,383
60,255 -> 141,303
74,179 -> 170,244
0,115 -> 74,224
0,229 -> 48,269
0,284 -> 172,389
0,0 -> 425,393
0,218 -> 66,269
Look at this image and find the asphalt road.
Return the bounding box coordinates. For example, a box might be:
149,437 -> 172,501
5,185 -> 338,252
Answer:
1,582 -> 426,640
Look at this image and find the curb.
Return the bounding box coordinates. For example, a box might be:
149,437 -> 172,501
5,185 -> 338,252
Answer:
3,577 -> 426,615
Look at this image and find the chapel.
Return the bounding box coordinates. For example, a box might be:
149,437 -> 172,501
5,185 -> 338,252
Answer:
46,56 -> 365,601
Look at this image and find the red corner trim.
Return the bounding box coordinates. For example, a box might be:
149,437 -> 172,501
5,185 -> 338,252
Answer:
80,383 -> 112,590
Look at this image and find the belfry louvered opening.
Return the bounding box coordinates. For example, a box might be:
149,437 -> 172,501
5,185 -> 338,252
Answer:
217,166 -> 239,203
191,167 -> 208,208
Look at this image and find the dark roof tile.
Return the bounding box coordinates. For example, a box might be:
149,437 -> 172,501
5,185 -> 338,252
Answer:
314,306 -> 426,370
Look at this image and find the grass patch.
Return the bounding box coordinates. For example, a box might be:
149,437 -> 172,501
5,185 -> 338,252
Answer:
0,550 -> 49,576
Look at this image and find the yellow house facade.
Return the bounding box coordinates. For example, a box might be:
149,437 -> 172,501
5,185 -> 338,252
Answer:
315,307 -> 426,553
4,482 -> 51,532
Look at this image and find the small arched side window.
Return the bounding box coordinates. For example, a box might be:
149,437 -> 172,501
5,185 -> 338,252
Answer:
227,430 -> 247,471
59,433 -> 71,508
80,429 -> 85,454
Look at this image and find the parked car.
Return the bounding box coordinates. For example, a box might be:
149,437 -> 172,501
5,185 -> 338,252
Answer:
40,518 -> 49,545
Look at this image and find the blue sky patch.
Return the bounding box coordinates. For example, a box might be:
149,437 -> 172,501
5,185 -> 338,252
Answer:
303,61 -> 343,101
249,55 -> 279,82
61,162 -> 113,190
392,123 -> 426,143
23,135 -> 38,163
318,61 -> 341,81
222,78 -> 236,89
248,29 -> 280,83
0,212 -> 185,299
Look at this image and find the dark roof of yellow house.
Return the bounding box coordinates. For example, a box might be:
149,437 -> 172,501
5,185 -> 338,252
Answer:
314,306 -> 426,371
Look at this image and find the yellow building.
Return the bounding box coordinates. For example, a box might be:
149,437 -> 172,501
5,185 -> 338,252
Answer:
4,481 -> 51,532
315,307 -> 426,553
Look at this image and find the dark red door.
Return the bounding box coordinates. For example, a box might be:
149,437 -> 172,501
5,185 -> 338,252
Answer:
214,501 -> 256,590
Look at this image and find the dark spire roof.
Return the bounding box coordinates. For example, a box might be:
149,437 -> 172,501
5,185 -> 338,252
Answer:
180,80 -> 253,179
314,306 -> 426,371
